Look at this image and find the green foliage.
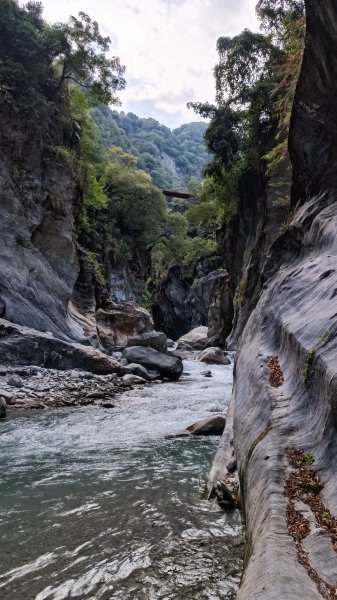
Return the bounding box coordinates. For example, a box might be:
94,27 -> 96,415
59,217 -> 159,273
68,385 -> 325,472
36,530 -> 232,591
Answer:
303,452 -> 315,466
91,105 -> 209,188
0,1 -> 125,155
302,350 -> 315,385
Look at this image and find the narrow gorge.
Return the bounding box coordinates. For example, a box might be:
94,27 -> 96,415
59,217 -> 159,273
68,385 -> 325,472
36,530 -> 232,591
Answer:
1,0 -> 337,599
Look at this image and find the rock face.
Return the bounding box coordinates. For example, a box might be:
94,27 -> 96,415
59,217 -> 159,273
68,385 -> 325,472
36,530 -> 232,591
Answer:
123,346 -> 183,380
219,2 -> 337,598
0,153 -> 80,340
152,263 -> 233,344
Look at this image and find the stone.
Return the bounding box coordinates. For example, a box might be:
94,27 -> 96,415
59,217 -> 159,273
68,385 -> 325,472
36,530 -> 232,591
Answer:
176,340 -> 195,351
0,389 -> 15,405
123,363 -> 151,380
70,370 -> 94,379
123,346 -> 183,381
8,374 -> 23,387
214,481 -> 237,509
0,319 -> 123,375
201,370 -> 212,377
226,459 -> 237,473
166,338 -> 175,348
199,347 -> 231,365
122,374 -> 147,385
177,326 -> 208,350
0,398 -> 6,418
126,331 -> 167,354
102,402 -> 115,409
186,415 -> 226,436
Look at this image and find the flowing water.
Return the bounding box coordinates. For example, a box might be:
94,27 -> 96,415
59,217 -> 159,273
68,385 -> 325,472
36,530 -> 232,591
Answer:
0,360 -> 243,600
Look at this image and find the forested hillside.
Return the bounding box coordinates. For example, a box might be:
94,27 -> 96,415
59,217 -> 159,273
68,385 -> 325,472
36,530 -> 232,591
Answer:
91,105 -> 209,188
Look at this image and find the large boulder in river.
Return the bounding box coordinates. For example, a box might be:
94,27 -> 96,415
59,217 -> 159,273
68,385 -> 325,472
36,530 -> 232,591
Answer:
199,347 -> 231,365
186,415 -> 226,436
123,346 -> 183,380
177,326 -> 208,350
126,331 -> 167,353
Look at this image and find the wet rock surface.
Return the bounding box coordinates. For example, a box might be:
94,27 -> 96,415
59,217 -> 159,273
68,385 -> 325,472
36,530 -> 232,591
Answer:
186,415 -> 227,436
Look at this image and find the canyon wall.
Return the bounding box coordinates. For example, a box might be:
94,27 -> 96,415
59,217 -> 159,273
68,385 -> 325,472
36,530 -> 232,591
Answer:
219,1 -> 337,597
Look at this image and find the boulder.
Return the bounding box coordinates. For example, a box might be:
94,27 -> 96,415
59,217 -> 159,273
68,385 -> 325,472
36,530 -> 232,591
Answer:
8,374 -> 23,387
186,415 -> 226,436
126,331 -> 167,353
201,370 -> 212,377
199,347 -> 231,365
0,398 -> 6,418
177,326 -> 208,350
123,363 -> 151,380
123,346 -> 183,381
0,319 -> 123,375
0,390 -> 15,405
95,302 -> 153,352
176,340 -> 195,351
122,374 -> 147,385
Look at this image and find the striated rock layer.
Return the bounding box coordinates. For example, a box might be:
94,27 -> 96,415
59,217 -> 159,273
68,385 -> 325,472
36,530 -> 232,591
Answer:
217,1 -> 337,598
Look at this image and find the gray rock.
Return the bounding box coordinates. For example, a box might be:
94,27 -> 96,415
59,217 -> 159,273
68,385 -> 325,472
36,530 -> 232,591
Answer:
123,346 -> 183,381
126,331 -> 167,353
215,481 -> 237,509
147,370 -> 162,380
0,398 -> 6,418
226,459 -> 237,473
199,347 -> 231,365
102,402 -> 115,409
0,389 -> 15,405
8,374 -> 23,387
0,319 -> 123,375
201,370 -> 212,377
176,340 -> 195,351
186,415 -> 226,436
70,370 -> 94,379
123,363 -> 151,380
166,338 -> 175,348
178,326 -> 208,350
122,374 -> 147,385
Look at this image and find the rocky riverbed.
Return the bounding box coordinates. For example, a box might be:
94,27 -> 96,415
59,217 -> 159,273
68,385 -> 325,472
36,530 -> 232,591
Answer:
0,366 -> 159,411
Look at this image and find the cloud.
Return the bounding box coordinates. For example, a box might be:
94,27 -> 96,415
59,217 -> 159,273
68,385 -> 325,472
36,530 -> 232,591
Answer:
39,0 -> 259,128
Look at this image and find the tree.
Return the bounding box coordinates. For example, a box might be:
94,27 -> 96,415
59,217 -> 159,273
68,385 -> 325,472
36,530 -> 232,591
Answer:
51,12 -> 126,105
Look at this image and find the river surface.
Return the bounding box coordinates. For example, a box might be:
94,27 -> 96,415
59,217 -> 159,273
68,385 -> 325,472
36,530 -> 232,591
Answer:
0,360 -> 243,600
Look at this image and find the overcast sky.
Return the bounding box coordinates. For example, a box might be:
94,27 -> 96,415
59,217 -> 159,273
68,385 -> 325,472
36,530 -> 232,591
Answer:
39,0 -> 259,129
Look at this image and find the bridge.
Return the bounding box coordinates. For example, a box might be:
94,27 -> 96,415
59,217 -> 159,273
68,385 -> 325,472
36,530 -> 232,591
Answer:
162,189 -> 193,200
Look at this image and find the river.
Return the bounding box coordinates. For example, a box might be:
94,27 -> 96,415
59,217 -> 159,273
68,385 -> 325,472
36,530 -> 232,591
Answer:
0,360 -> 243,600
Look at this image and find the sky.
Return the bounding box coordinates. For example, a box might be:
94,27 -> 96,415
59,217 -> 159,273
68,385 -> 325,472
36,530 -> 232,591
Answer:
40,0 -> 259,129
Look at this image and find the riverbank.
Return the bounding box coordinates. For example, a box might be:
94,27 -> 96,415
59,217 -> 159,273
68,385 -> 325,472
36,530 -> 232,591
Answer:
0,365 -> 156,411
